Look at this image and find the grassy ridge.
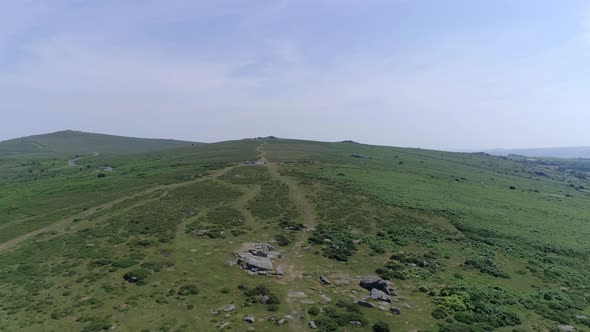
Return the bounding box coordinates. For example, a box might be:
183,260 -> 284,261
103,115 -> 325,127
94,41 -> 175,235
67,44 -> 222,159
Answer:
0,130 -> 195,156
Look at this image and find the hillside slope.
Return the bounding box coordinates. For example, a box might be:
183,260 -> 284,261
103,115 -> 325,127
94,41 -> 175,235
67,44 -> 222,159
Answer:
0,137 -> 588,332
0,130 -> 195,156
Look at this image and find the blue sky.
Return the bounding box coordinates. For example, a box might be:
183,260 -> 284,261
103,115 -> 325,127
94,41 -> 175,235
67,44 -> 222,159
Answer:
1,0 -> 590,149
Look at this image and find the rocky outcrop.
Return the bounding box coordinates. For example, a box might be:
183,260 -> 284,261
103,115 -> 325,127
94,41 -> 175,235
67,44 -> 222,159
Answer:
360,275 -> 396,295
236,252 -> 274,271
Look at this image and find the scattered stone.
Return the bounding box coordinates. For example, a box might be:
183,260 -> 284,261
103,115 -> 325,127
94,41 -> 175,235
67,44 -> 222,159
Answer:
277,318 -> 286,325
323,238 -> 332,244
224,314 -> 230,318
225,260 -> 237,267
576,315 -> 587,319
219,322 -> 230,330
357,300 -> 376,308
284,315 -> 294,320
309,321 -> 318,329
319,293 -> 332,303
370,288 -> 391,303
193,229 -> 209,236
350,321 -> 363,327
259,296 -> 271,304
390,307 -> 401,315
244,316 -> 255,324
558,326 -> 575,332
222,304 -> 235,312
275,266 -> 284,275
108,326 -> 116,331
288,291 -> 307,298
378,305 -> 388,311
211,310 -> 220,316
319,275 -> 331,285
258,271 -> 268,276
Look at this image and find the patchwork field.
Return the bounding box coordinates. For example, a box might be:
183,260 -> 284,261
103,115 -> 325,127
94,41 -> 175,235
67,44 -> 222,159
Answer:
0,136 -> 589,332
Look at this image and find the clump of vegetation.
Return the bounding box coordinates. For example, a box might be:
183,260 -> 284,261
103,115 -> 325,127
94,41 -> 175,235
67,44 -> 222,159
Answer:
313,301 -> 368,331
432,285 -> 522,331
372,321 -> 390,332
241,284 -> 281,306
463,257 -> 510,279
177,285 -> 199,296
309,224 -> 357,261
122,269 -> 150,285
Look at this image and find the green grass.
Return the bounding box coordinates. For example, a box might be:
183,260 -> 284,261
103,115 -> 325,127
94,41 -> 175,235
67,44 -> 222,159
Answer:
0,137 -> 589,331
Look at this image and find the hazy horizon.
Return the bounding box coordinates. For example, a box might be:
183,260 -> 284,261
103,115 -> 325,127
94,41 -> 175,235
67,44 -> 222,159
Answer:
2,1 -> 590,150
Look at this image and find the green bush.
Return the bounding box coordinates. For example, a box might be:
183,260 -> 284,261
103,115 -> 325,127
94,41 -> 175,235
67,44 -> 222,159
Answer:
308,306 -> 321,316
372,321 -> 390,332
178,285 -> 199,296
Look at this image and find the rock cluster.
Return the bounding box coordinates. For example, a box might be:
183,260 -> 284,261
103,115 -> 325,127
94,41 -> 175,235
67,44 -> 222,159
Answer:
355,275 -> 401,314
232,243 -> 284,275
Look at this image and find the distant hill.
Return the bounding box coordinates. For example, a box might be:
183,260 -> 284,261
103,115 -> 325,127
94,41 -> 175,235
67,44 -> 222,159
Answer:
486,146 -> 590,159
0,130 -> 196,156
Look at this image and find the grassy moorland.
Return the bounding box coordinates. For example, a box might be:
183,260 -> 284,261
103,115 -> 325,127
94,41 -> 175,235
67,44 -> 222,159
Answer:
0,136 -> 589,332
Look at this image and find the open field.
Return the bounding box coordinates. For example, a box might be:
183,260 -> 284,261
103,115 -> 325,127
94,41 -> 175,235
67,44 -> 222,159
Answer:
0,136 -> 589,331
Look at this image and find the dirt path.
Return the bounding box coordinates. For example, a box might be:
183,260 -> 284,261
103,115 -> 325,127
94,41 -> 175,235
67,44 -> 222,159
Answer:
257,143 -> 318,331
0,165 -> 237,254
68,152 -> 99,167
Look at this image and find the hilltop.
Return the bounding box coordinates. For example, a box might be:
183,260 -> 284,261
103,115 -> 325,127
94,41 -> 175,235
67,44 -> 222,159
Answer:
0,130 -> 195,157
0,135 -> 589,332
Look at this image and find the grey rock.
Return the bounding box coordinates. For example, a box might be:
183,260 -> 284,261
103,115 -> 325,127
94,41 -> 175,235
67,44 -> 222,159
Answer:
219,322 -> 231,329
360,275 -> 395,295
284,315 -> 294,320
267,251 -> 282,259
253,243 -> 273,252
350,321 -> 363,327
576,315 -> 587,319
193,229 -> 209,236
237,254 -> 274,271
320,293 -> 332,303
558,326 -> 575,332
319,275 -> 331,285
309,321 -> 318,329
225,260 -> 237,267
244,316 -> 255,324
390,307 -> 401,315
259,295 -> 271,304
277,318 -> 286,325
357,300 -> 376,308
370,288 -> 391,303
222,304 -> 235,312
275,266 -> 284,275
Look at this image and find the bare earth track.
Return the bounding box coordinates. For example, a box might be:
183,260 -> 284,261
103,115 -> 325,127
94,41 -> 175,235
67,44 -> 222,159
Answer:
257,142 -> 319,331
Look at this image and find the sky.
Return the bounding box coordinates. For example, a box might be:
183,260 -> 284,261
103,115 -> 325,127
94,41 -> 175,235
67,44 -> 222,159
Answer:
1,0 -> 590,150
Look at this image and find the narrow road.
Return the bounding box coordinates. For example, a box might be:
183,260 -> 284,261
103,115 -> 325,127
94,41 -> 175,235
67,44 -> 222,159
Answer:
0,165 -> 237,254
257,142 -> 318,331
